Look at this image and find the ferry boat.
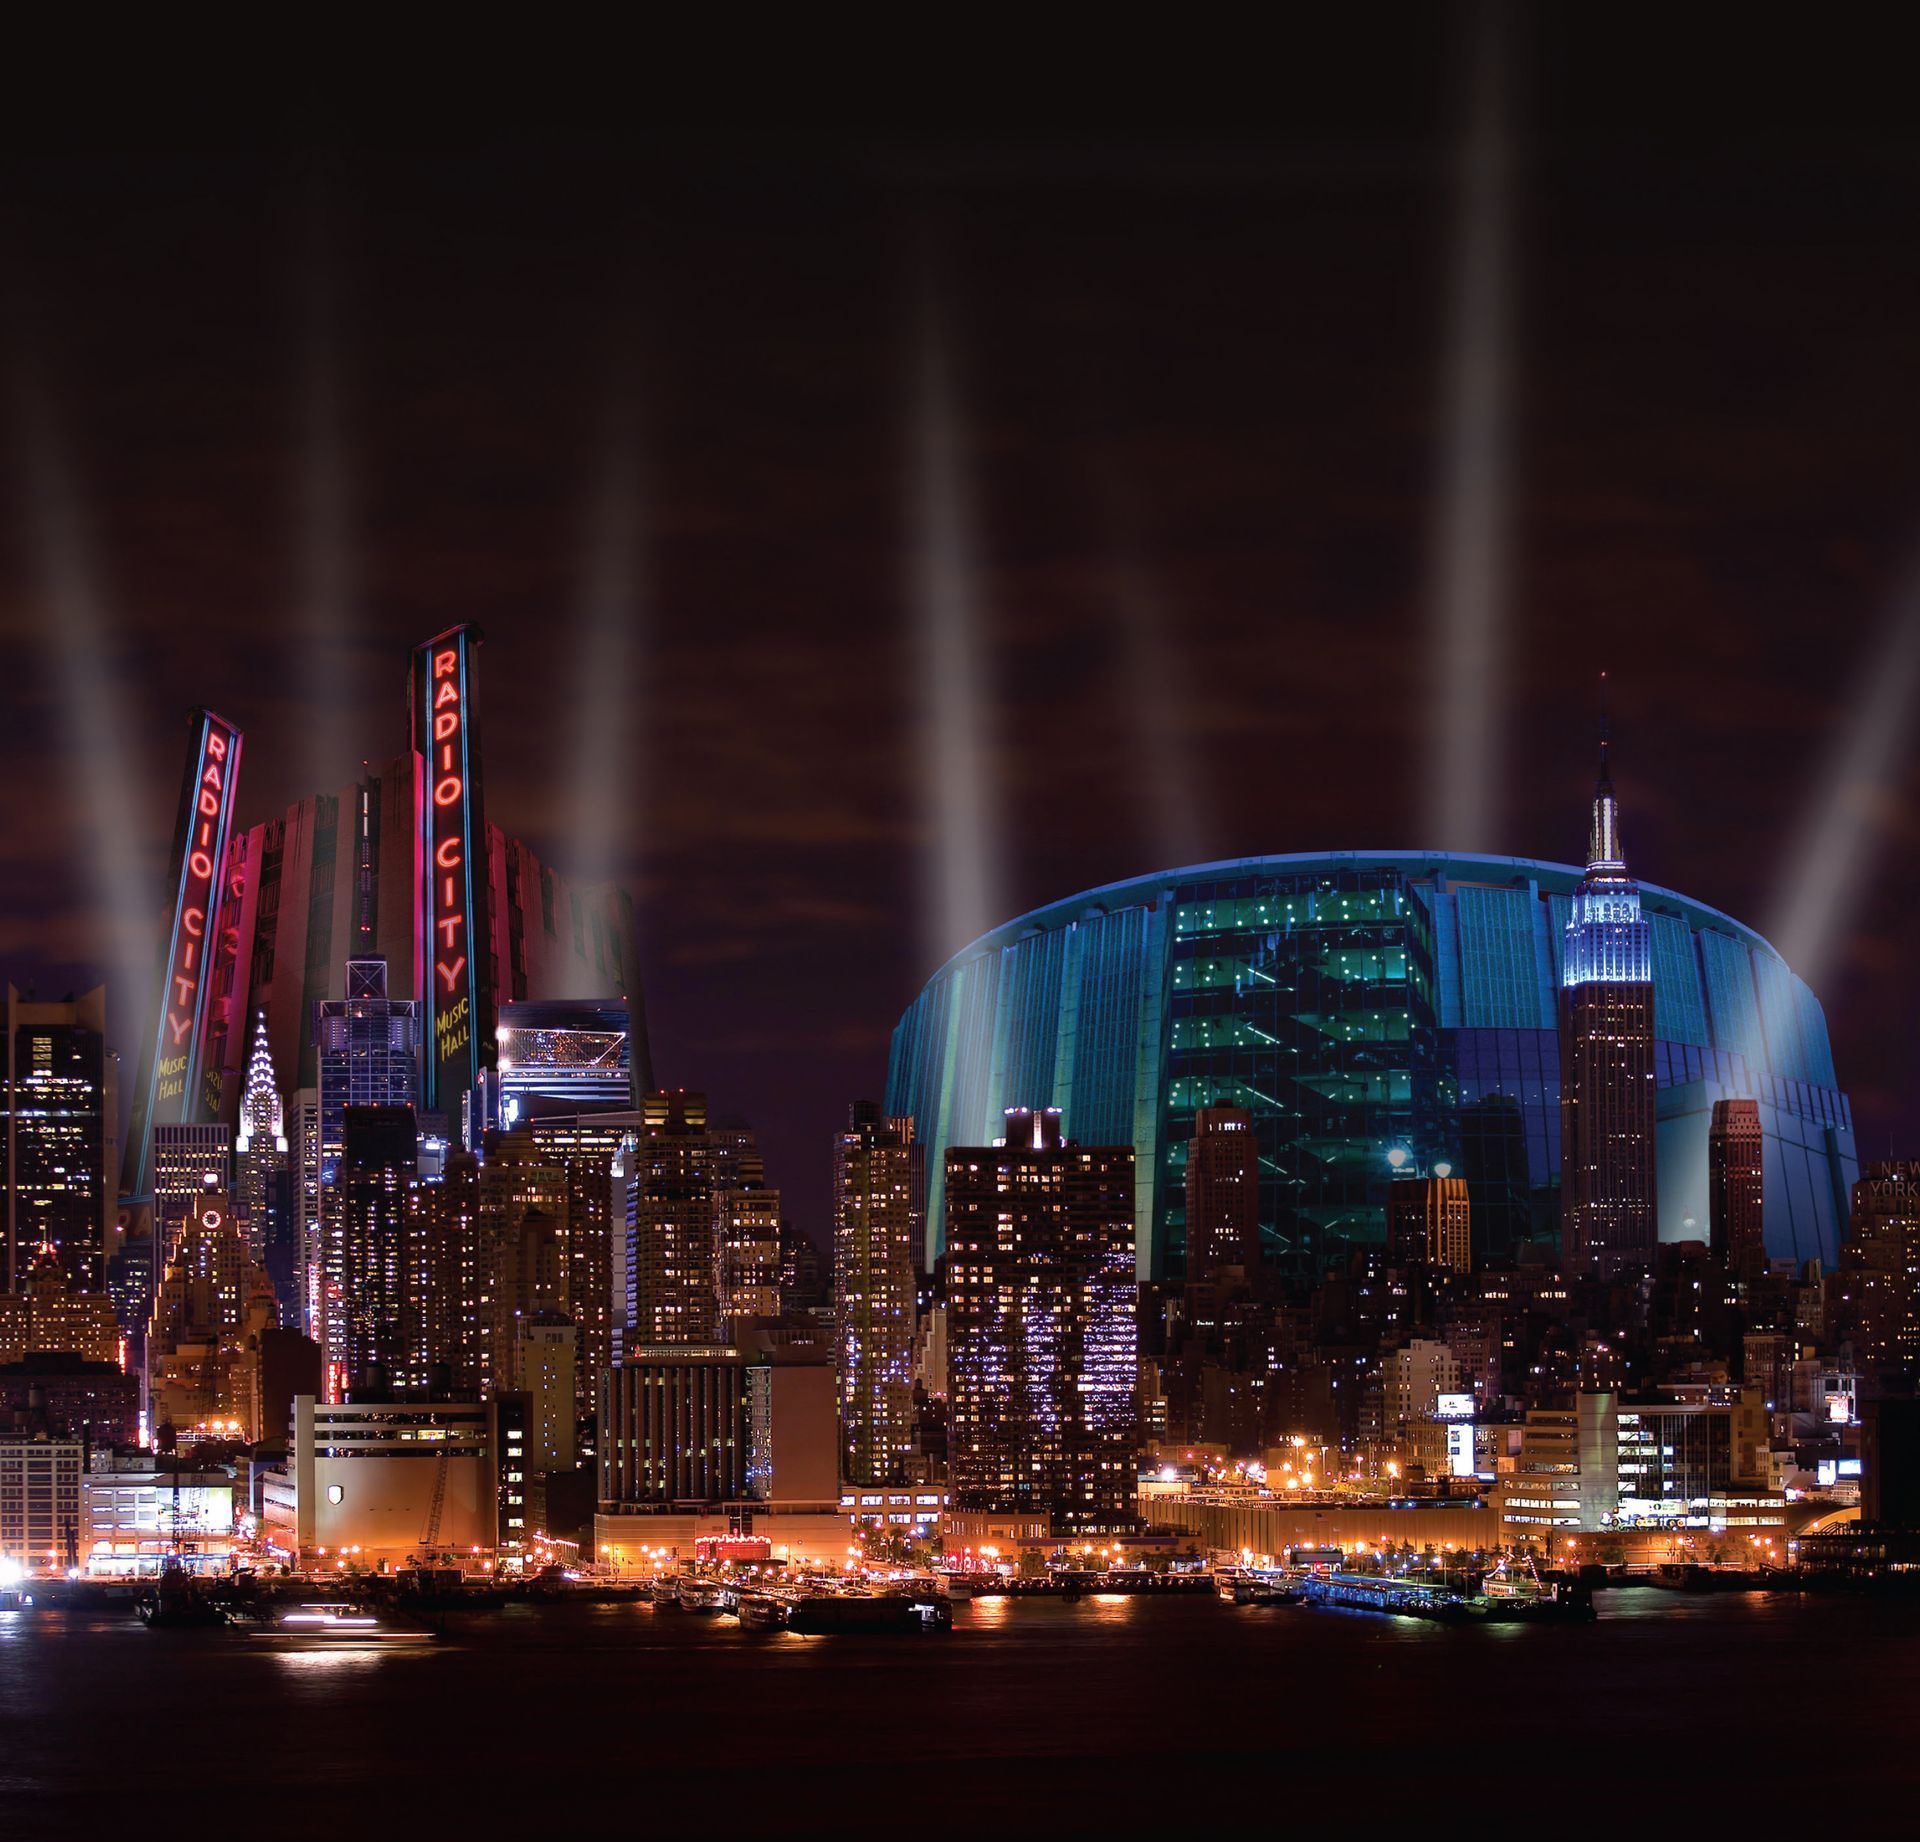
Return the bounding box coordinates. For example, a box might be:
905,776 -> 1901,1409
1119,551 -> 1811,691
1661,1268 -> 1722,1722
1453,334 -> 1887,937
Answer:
248,1603 -> 436,1647
735,1593 -> 790,1631
676,1576 -> 729,1613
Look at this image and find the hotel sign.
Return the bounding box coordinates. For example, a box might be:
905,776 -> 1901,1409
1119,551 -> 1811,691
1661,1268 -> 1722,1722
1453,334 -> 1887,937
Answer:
411,625 -> 492,1131
124,708 -> 243,1197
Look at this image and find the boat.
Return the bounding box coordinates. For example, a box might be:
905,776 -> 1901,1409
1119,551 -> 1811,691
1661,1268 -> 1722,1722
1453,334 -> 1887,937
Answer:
1465,1559 -> 1597,1623
735,1593 -> 789,1631
676,1576 -> 728,1613
649,1577 -> 681,1605
247,1603 -> 436,1647
937,1573 -> 975,1599
785,1589 -> 951,1635
135,1566 -> 230,1630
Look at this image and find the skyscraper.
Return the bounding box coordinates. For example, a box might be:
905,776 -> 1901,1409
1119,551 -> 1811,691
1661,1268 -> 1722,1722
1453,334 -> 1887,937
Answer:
1709,1098 -> 1765,1274
626,1091 -> 714,1345
314,958 -> 420,1377
478,1129 -> 570,1397
3,986 -> 113,1296
337,1106 -> 422,1396
1388,1175 -> 1473,1272
152,1122 -> 233,1267
1835,1163 -> 1920,1385
1183,1106 -> 1258,1282
1558,710 -> 1657,1275
945,1108 -> 1138,1533
234,1011 -> 288,1266
833,1104 -> 923,1487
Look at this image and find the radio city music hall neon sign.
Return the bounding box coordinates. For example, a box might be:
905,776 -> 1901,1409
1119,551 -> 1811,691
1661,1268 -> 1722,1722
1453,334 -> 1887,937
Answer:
155,717 -> 240,1108
427,643 -> 472,1068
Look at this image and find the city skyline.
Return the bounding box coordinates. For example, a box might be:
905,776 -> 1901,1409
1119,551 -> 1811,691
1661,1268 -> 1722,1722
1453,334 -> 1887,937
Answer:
10,22 -> 1920,1826
6,27 -> 1920,1231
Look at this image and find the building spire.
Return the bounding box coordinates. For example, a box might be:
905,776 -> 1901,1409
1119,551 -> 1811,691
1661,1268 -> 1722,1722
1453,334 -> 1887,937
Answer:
1587,672 -> 1625,874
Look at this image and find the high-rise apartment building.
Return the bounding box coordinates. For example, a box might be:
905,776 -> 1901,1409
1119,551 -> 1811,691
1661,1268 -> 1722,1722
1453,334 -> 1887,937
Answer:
1388,1175 -> 1472,1272
4,986 -> 114,1295
714,1187 -> 783,1329
1709,1098 -> 1765,1273
1183,1105 -> 1258,1283
626,1092 -> 714,1345
478,1130 -> 569,1396
1559,717 -> 1657,1275
945,1109 -> 1138,1533
833,1104 -> 922,1488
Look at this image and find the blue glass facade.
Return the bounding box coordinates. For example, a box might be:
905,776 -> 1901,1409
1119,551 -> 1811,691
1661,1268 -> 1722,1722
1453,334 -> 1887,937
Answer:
886,852 -> 1858,1279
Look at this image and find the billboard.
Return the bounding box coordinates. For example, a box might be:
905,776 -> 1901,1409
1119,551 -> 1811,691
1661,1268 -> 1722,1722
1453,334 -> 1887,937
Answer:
122,709 -> 244,1198
410,626 -> 492,1137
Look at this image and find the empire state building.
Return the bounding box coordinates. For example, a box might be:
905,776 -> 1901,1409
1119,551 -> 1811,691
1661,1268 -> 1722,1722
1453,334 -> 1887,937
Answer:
1559,705 -> 1658,1274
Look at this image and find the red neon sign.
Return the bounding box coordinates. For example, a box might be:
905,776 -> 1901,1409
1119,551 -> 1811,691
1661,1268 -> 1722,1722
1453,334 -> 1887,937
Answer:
413,625 -> 489,1120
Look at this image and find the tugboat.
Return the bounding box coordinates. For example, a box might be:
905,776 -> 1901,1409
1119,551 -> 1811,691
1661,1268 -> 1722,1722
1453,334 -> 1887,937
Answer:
135,1564 -> 229,1630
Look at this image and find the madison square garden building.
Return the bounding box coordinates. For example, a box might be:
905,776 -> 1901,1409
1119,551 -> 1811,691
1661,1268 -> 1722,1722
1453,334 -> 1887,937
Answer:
886,852 -> 1858,1284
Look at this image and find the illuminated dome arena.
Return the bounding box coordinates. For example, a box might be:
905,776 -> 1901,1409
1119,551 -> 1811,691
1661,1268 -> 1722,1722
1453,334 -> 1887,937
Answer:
885,852 -> 1857,1280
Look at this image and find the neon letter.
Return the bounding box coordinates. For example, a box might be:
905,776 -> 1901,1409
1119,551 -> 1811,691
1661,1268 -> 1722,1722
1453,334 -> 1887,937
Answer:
434,711 -> 458,742
436,957 -> 467,992
434,648 -> 458,679
434,777 -> 461,807
434,838 -> 461,870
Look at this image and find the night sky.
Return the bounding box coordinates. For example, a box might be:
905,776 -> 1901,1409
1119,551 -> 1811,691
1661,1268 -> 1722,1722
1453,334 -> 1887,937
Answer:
4,16 -> 1919,1228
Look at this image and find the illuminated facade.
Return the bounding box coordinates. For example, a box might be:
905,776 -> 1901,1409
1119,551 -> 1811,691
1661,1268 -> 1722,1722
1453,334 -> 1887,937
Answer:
945,1110 -> 1138,1534
3,985 -> 113,1294
337,1107 -> 423,1395
1559,733 -> 1658,1274
888,851 -> 1856,1282
833,1104 -> 923,1487
313,959 -> 419,1375
123,708 -> 243,1200
714,1185 -> 783,1329
492,1000 -> 638,1127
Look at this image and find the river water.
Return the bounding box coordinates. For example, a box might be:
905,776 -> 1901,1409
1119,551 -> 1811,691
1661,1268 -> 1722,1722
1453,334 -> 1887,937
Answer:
4,1589 -> 1916,1834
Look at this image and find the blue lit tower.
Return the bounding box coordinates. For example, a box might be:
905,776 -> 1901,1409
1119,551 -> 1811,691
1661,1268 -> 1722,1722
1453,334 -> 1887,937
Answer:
1558,699 -> 1658,1274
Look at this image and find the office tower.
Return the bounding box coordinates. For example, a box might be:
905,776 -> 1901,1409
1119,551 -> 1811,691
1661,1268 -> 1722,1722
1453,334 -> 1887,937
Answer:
626,1091 -> 714,1344
313,959 -> 420,1372
122,708 -> 243,1201
287,1089 -> 321,1336
1835,1163 -> 1920,1384
1709,1098 -> 1766,1272
945,1109 -> 1138,1533
1558,715 -> 1657,1275
1388,1176 -> 1473,1272
1184,1106 -> 1258,1282
4,985 -> 113,1295
234,1011 -> 287,1262
833,1104 -> 922,1487
714,1187 -> 783,1329
337,1106 -> 422,1396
